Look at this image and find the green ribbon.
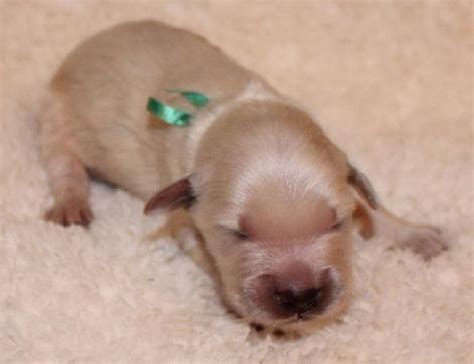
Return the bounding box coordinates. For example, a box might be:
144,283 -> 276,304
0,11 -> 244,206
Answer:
166,89 -> 209,108
147,97 -> 192,127
147,90 -> 209,127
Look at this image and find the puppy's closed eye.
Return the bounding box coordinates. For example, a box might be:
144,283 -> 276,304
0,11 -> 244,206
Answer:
218,225 -> 250,242
232,230 -> 249,241
328,219 -> 346,233
221,218 -> 344,243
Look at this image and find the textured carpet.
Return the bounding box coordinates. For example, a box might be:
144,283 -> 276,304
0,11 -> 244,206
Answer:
1,1 -> 472,363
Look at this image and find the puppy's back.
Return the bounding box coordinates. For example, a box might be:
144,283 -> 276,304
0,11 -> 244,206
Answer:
41,20 -> 256,198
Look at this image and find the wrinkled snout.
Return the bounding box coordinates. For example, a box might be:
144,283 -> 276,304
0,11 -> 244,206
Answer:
256,264 -> 335,319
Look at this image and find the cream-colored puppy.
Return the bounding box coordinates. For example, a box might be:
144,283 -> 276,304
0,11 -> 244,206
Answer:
39,20 -> 447,335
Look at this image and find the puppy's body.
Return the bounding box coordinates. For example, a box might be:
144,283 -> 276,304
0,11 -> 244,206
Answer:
43,20 -> 267,200
39,20 -> 447,334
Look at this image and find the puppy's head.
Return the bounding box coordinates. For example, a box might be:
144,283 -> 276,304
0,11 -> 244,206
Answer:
144,103 -> 377,333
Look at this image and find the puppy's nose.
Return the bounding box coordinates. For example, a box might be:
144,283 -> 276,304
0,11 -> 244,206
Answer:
274,287 -> 321,314
255,265 -> 334,318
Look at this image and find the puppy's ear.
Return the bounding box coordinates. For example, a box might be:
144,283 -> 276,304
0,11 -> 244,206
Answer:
347,164 -> 378,210
144,175 -> 196,215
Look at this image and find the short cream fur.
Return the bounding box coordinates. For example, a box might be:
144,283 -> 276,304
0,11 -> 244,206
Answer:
1,1 -> 472,363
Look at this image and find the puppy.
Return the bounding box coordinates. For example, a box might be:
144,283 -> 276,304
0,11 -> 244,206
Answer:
39,20 -> 447,335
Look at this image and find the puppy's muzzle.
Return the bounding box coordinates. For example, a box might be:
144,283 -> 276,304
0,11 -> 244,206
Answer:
255,264 -> 335,319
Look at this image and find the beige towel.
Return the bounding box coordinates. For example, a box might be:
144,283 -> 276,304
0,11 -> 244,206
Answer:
1,1 -> 472,362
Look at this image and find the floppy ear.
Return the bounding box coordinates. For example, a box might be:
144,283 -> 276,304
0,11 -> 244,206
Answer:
347,164 -> 378,210
144,175 -> 196,215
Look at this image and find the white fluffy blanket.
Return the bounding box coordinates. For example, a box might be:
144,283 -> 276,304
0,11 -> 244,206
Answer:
1,1 -> 472,362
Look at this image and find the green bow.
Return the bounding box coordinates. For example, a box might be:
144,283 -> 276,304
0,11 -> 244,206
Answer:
147,90 -> 209,127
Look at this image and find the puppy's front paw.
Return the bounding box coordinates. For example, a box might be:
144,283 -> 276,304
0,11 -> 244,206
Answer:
393,225 -> 448,260
44,198 -> 93,227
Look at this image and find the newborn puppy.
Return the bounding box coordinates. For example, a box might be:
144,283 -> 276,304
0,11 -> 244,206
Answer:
39,20 -> 447,335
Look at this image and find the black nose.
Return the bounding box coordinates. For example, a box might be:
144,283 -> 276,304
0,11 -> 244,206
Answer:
274,287 -> 322,314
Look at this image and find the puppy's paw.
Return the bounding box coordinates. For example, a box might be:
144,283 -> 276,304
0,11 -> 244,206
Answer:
44,198 -> 93,227
392,225 -> 448,260
250,322 -> 265,333
250,324 -> 286,338
249,323 -> 303,340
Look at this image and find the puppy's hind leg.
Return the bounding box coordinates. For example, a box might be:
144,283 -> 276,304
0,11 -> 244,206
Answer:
39,93 -> 93,227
